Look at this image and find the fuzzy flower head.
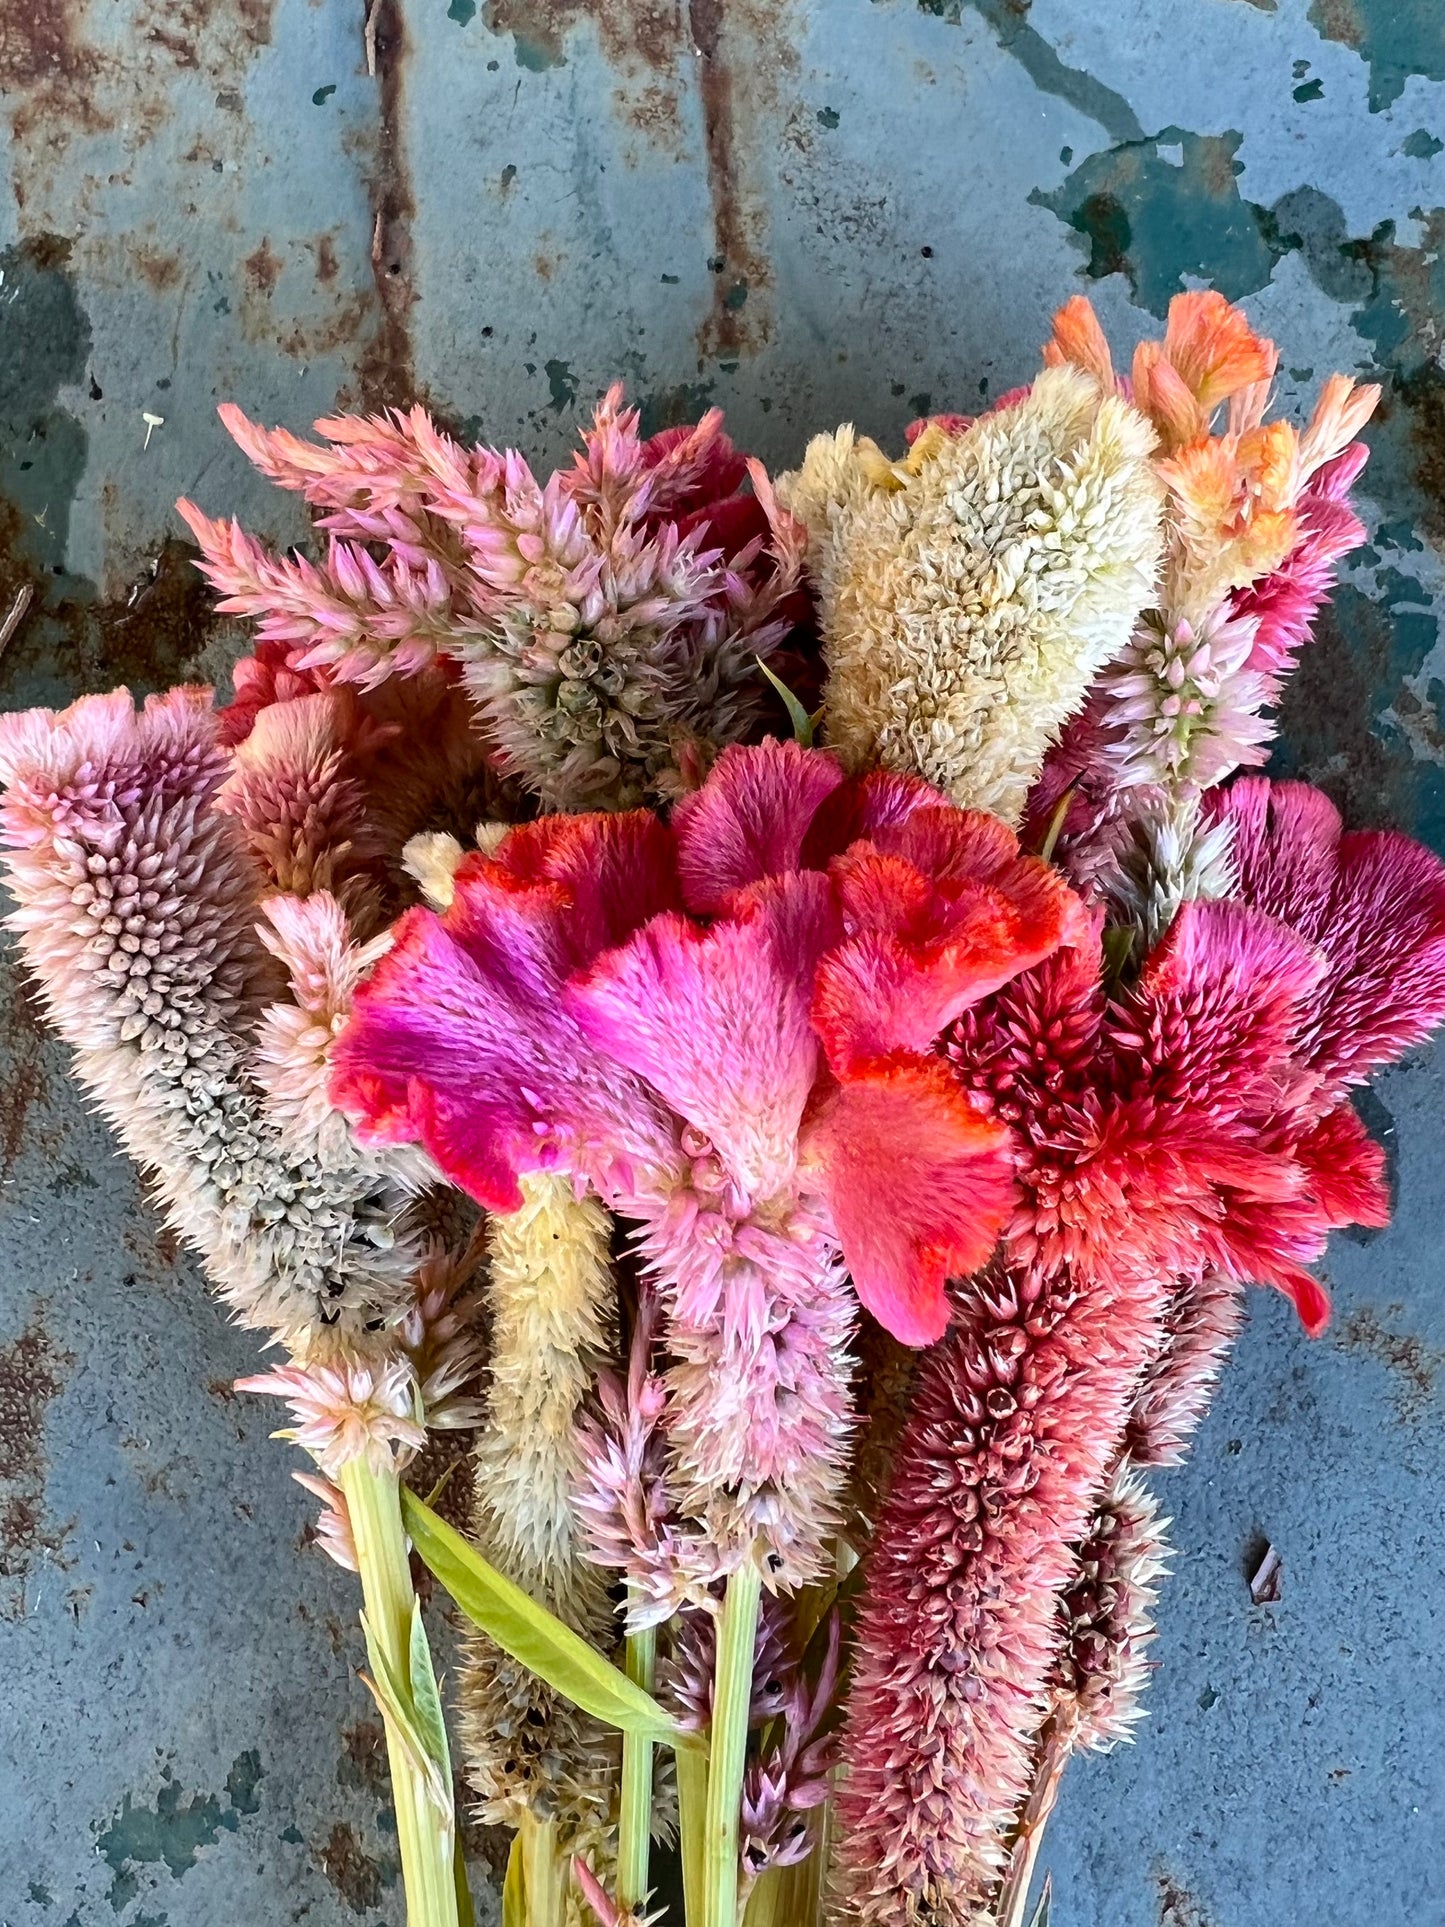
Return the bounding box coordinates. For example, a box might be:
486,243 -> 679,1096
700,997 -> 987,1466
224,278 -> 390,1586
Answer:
0,687 -> 421,1344
180,390 -> 813,813
781,363 -> 1164,825
333,737 -> 1082,1347
333,739 -> 1082,1581
237,1356 -> 427,1478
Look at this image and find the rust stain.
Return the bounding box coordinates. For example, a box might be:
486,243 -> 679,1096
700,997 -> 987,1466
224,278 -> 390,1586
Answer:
244,236 -> 282,297
0,0 -> 107,150
1153,1865 -> 1217,1927
337,1718 -> 390,1798
1336,1304 -> 1442,1425
94,538 -> 218,689
0,961 -> 52,1186
315,1820 -> 387,1913
484,0 -> 681,79
358,0 -> 418,413
313,232 -> 340,284
134,244 -> 183,292
0,1305 -> 75,1616
686,0 -> 789,358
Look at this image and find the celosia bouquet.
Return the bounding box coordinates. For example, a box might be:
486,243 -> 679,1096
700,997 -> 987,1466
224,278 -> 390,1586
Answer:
3,294 -> 1442,1927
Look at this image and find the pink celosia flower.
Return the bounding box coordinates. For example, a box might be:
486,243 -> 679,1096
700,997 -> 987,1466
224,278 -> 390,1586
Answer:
333,738 -> 1081,1581
0,688 -> 418,1341
291,1468 -> 359,1571
236,1356 -> 427,1477
182,390 -> 813,812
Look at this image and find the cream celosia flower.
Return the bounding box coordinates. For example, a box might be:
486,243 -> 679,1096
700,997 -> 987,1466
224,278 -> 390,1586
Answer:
780,365 -> 1164,824
0,689 -> 419,1347
459,1173 -> 621,1864
236,1356 -> 427,1477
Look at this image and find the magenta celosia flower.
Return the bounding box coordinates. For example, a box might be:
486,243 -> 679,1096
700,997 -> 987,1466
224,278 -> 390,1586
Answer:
332,738 -> 1080,1580
180,390 -> 813,812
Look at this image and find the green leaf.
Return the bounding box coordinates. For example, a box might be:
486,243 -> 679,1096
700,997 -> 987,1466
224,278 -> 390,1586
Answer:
1027,1874 -> 1053,1927
502,1831 -> 526,1927
409,1597 -> 453,1782
402,1490 -> 684,1744
454,1833 -> 475,1927
756,656 -> 814,747
357,1611 -> 453,1819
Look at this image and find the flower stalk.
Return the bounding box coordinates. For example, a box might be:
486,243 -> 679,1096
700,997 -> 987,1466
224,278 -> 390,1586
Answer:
704,1558 -> 764,1927
617,1621 -> 658,1916
341,1454 -> 462,1927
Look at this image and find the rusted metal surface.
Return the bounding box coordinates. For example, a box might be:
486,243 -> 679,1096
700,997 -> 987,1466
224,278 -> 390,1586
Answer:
0,0 -> 1443,1921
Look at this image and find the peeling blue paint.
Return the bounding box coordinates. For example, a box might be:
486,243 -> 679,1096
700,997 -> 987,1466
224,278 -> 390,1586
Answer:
96,1753 -> 264,1913
1306,0 -> 1445,113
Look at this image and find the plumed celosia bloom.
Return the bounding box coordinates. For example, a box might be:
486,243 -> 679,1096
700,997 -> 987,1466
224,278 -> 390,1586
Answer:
236,1356 -> 427,1477
1123,1267 -> 1244,1466
779,363 -> 1164,825
574,1293 -> 729,1628
1035,294 -> 1379,856
180,391 -> 811,812
835,794 -> 1445,1921
461,1174 -> 621,1848
332,738 -> 1082,1584
0,689 -> 418,1344
1089,792 -> 1238,952
1055,1463 -> 1169,1753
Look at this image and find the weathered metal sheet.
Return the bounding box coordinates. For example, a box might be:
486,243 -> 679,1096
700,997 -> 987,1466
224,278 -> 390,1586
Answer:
0,0 -> 1441,1920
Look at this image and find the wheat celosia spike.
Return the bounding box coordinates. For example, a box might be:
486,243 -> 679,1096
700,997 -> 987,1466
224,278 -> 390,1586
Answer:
782,364 -> 1164,825
830,1258 -> 1165,1925
0,689 -> 419,1346
1125,1267 -> 1245,1466
460,1173 -> 621,1867
1056,1462 -> 1170,1752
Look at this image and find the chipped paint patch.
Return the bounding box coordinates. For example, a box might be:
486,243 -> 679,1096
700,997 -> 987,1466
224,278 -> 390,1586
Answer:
1306,0 -> 1445,112
96,1753 -> 263,1913
1031,130 -> 1287,316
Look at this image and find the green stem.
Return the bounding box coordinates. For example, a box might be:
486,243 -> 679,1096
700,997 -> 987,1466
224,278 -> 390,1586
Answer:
617,1621 -> 658,1915
704,1557 -> 763,1927
676,1730 -> 710,1927
519,1812 -> 565,1927
340,1458 -> 461,1927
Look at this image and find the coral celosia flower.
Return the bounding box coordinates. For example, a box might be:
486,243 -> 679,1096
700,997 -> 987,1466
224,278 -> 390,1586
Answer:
0,689 -> 418,1343
333,739 -> 1081,1581
781,364 -> 1164,824
181,390 -> 811,812
836,789 -> 1445,1919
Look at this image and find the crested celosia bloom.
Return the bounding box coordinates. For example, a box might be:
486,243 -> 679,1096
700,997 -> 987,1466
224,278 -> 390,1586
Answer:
833,784 -> 1445,1922
332,737 -> 1082,1585
179,390 -> 811,813
779,363 -> 1164,825
0,688 -> 420,1345
460,1173 -> 621,1852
